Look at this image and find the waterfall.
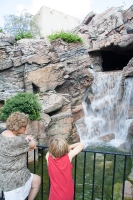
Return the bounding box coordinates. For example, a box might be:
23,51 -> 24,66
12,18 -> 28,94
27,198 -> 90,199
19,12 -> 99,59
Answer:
78,71 -> 133,148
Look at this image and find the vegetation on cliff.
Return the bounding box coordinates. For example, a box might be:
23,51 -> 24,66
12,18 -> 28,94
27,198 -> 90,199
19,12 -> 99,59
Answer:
48,31 -> 83,43
0,92 -> 42,121
15,31 -> 33,41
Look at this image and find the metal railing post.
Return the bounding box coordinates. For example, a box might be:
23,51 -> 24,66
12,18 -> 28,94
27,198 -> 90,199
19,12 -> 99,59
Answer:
92,152 -> 96,200
122,155 -> 127,200
101,153 -> 106,200
111,154 -> 116,200
82,151 -> 86,200
74,155 -> 77,200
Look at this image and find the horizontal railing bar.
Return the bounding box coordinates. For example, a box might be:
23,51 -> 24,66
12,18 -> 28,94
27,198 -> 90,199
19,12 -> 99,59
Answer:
37,145 -> 133,157
82,149 -> 133,156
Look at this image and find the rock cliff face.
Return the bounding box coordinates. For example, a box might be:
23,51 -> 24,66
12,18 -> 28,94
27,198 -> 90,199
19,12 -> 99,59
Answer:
0,35 -> 93,145
0,5 -> 133,145
74,5 -> 133,72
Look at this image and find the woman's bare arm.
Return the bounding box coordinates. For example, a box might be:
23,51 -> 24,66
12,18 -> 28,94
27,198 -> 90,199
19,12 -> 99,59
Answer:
28,140 -> 36,150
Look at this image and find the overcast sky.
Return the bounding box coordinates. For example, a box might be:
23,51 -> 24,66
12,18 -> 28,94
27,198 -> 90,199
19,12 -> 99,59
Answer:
0,0 -> 133,28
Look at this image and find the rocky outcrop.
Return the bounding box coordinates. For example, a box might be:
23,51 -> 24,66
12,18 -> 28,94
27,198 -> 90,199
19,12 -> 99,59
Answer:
74,5 -> 133,72
98,133 -> 115,142
123,58 -> 133,77
0,36 -> 93,101
75,6 -> 133,51
0,35 -> 93,144
0,5 -> 133,145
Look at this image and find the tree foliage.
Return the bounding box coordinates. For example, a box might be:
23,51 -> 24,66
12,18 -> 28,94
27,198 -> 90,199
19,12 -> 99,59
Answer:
0,92 -> 42,121
3,10 -> 40,38
48,31 -> 83,43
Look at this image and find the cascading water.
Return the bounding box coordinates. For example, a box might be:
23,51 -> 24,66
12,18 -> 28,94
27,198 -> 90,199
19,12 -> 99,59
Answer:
78,70 -> 133,148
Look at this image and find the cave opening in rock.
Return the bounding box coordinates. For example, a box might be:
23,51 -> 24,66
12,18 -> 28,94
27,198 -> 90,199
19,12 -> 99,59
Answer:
32,83 -> 40,94
101,50 -> 133,71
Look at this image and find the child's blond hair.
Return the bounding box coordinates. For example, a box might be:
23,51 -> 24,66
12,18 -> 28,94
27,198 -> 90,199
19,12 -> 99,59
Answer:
49,137 -> 69,158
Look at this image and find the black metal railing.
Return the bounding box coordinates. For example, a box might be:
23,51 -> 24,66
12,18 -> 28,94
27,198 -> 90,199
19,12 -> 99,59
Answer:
1,146 -> 133,200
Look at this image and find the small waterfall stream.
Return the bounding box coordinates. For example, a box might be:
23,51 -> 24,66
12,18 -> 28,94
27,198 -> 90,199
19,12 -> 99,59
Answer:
78,70 -> 133,149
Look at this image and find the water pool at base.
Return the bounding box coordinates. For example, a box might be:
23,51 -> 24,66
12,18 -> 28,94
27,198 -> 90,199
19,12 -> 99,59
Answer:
28,143 -> 132,200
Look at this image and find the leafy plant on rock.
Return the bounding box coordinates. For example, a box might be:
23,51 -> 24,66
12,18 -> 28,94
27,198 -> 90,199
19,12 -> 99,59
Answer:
0,92 -> 42,121
15,31 -> 33,41
48,31 -> 83,43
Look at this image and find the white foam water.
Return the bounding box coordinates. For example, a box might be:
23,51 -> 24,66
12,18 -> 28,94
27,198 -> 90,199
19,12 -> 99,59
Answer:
78,71 -> 133,148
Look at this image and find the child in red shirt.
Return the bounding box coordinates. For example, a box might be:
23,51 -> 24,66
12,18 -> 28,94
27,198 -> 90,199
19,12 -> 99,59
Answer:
46,137 -> 84,200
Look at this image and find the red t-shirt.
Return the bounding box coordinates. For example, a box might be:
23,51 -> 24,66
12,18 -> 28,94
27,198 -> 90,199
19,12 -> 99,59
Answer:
48,154 -> 74,200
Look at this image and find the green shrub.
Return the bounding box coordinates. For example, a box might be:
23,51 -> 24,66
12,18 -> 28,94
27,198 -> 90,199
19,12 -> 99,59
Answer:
0,92 -> 42,121
0,28 -> 2,33
48,31 -> 83,43
15,31 -> 33,41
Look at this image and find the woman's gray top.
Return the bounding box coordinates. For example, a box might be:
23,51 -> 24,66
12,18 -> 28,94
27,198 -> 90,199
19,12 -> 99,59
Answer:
0,133 -> 31,191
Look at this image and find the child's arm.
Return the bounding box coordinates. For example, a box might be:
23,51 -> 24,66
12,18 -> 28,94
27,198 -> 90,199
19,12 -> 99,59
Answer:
68,142 -> 84,162
69,142 -> 81,149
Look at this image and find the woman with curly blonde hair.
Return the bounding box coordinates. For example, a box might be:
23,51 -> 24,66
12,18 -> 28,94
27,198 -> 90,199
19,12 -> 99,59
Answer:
0,112 -> 41,200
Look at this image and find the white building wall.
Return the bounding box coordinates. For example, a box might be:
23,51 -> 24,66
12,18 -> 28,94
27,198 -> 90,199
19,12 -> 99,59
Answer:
34,6 -> 81,37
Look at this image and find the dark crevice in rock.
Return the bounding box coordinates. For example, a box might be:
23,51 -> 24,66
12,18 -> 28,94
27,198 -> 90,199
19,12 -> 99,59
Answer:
0,100 -> 4,108
48,109 -> 61,117
32,83 -> 40,94
101,50 -> 133,71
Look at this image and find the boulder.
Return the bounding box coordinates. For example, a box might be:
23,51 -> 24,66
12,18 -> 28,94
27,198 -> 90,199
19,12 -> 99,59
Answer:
40,92 -> 63,113
99,133 -> 115,142
26,113 -> 51,145
123,58 -> 133,77
71,104 -> 84,122
47,111 -> 74,142
120,180 -> 133,199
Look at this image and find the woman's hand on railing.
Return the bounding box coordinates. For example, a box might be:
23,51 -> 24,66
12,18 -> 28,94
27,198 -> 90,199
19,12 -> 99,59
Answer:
25,135 -> 35,142
25,135 -> 36,150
